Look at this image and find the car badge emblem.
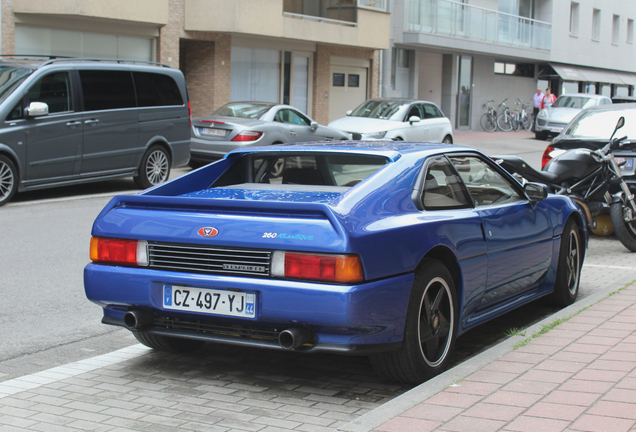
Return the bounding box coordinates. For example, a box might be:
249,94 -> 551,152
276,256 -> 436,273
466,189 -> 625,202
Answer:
197,227 -> 219,237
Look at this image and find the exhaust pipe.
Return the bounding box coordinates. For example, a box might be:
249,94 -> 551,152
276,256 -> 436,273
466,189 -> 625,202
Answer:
123,310 -> 153,330
278,327 -> 313,350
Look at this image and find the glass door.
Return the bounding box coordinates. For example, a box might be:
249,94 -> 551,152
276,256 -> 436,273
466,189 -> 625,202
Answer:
456,56 -> 472,129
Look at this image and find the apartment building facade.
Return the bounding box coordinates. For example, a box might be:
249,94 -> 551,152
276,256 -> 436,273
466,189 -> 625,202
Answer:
1,0 -> 390,124
386,0 -> 636,130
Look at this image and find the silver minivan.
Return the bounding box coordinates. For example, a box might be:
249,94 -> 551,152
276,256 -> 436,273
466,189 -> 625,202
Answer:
0,57 -> 191,206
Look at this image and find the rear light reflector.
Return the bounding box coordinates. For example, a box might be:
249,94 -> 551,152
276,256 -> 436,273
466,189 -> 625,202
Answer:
232,131 -> 263,142
188,101 -> 192,128
90,237 -> 148,266
541,146 -> 555,168
271,251 -> 363,283
202,119 -> 225,124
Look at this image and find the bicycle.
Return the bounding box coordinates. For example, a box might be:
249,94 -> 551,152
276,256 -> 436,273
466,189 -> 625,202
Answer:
480,100 -> 497,132
515,99 -> 533,131
496,99 -> 514,132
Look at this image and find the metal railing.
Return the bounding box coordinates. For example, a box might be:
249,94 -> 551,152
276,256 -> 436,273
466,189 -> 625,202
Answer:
404,0 -> 551,51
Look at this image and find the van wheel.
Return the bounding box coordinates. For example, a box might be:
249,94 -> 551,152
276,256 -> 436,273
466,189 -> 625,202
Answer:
134,146 -> 171,189
0,155 -> 18,206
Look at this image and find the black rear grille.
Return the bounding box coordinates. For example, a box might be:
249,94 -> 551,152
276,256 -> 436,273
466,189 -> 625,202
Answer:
148,242 -> 271,277
154,316 -> 280,342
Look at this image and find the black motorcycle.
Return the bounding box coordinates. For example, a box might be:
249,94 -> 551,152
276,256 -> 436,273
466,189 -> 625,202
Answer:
493,117 -> 636,252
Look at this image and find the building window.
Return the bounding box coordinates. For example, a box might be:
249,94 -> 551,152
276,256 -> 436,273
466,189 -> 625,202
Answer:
628,19 -> 634,43
333,73 -> 345,87
570,2 -> 579,36
494,61 -> 534,78
592,9 -> 601,41
357,0 -> 386,11
348,74 -> 360,88
231,46 -> 280,103
612,14 -> 620,45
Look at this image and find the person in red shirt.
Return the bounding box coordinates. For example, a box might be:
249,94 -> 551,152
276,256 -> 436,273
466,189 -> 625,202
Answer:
541,87 -> 556,110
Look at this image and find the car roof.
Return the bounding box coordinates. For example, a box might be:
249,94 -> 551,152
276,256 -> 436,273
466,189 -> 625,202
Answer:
224,141 -> 476,162
362,98 -> 439,105
0,56 -> 171,70
579,102 -> 636,113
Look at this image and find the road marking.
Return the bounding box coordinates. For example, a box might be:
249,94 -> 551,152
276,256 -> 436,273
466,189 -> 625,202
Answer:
0,344 -> 149,398
584,264 -> 636,270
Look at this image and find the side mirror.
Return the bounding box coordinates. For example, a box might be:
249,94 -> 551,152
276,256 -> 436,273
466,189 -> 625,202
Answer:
346,110 -> 352,116
610,116 -> 625,141
310,121 -> 318,132
25,102 -> 49,118
524,182 -> 548,202
408,116 -> 421,124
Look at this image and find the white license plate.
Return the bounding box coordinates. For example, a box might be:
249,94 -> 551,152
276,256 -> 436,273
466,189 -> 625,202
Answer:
163,285 -> 256,318
200,128 -> 226,137
549,127 -> 563,133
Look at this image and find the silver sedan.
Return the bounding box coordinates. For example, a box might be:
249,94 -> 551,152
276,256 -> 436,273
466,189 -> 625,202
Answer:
190,102 -> 352,165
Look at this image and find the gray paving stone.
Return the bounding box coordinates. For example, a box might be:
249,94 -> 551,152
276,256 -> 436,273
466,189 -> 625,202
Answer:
0,414 -> 39,428
285,413 -> 337,427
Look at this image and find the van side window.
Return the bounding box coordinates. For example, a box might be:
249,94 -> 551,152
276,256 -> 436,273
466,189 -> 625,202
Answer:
27,72 -> 71,114
80,71 -> 136,111
7,100 -> 22,121
133,72 -> 183,107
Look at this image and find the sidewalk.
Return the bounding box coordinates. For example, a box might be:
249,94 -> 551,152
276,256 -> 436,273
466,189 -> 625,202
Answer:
340,280 -> 636,432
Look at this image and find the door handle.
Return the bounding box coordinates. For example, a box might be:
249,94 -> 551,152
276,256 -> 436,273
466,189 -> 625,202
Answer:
84,119 -> 99,126
66,121 -> 82,128
290,131 -> 297,136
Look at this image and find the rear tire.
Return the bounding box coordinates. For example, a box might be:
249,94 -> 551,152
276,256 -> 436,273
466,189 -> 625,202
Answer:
370,259 -> 457,384
0,155 -> 17,206
133,332 -> 204,353
610,202 -> 636,252
480,113 -> 496,132
549,220 -> 582,307
442,135 -> 453,144
134,145 -> 171,189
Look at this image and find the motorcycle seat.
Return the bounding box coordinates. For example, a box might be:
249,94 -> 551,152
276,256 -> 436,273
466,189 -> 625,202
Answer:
492,155 -> 559,184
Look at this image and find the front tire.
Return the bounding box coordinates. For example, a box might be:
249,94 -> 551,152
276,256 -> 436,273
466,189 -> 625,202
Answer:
370,259 -> 457,384
497,114 -> 513,132
0,155 -> 18,206
134,146 -> 171,189
442,135 -> 453,144
133,332 -> 204,353
549,220 -> 582,306
610,202 -> 636,252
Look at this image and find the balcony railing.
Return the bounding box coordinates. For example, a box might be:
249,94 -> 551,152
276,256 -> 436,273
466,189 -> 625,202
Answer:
404,0 -> 551,51
284,0 -> 358,23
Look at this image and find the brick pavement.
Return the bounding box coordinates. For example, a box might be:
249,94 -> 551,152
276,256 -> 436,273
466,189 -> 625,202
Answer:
341,275 -> 636,432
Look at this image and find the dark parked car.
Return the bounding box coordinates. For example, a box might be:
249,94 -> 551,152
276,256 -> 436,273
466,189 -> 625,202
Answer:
0,57 -> 191,206
542,103 -> 636,194
84,141 -> 586,384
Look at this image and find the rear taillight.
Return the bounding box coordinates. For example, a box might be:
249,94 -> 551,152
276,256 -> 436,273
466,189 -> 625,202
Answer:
90,237 -> 148,266
271,251 -> 363,283
232,131 -> 263,142
541,146 -> 555,168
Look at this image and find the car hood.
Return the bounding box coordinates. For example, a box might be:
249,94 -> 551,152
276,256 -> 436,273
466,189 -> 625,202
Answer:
328,116 -> 403,133
544,108 -> 582,123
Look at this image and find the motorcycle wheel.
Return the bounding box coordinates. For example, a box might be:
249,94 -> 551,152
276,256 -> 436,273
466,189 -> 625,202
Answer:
610,202 -> 636,252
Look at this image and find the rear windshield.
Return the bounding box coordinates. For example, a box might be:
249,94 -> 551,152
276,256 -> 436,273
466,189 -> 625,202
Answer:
564,109 -> 636,139
0,67 -> 33,104
212,102 -> 272,119
212,153 -> 389,188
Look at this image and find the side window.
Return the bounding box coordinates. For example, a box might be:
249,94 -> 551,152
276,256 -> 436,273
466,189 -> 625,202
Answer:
422,157 -> 471,210
423,104 -> 440,119
133,72 -> 183,107
7,100 -> 22,121
27,72 -> 71,114
449,156 -> 523,207
275,109 -> 310,126
79,70 -> 136,111
406,104 -> 423,120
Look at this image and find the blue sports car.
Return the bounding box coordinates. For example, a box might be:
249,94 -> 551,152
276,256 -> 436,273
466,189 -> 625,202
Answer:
84,142 -> 586,384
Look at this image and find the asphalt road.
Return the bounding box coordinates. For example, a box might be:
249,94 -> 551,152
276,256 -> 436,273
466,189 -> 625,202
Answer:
1,131 -> 633,402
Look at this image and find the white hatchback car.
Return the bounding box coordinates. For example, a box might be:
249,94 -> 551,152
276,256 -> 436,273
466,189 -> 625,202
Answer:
329,98 -> 454,143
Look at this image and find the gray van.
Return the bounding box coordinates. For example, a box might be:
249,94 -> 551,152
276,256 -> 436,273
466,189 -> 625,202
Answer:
0,57 -> 191,206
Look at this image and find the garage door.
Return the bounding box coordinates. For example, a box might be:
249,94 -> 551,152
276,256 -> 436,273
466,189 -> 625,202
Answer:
329,65 -> 368,123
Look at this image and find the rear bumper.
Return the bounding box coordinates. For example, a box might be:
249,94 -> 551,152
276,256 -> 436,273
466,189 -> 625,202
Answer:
84,264 -> 414,354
